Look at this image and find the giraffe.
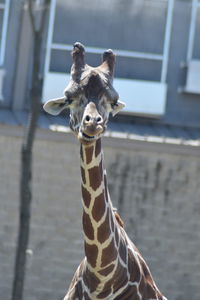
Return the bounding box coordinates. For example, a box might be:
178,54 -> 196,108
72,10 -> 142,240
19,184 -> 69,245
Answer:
43,42 -> 167,300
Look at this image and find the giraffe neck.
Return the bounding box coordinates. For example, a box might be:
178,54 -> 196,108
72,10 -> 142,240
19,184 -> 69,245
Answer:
77,139 -> 165,300
80,139 -> 118,273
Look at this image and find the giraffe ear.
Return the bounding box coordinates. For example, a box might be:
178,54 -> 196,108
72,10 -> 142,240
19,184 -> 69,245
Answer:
43,97 -> 70,116
111,100 -> 125,116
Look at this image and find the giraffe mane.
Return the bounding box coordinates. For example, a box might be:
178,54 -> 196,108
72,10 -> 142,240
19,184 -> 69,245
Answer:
114,211 -> 124,228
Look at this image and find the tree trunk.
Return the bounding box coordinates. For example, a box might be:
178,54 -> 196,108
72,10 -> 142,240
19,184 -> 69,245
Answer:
11,2 -> 49,300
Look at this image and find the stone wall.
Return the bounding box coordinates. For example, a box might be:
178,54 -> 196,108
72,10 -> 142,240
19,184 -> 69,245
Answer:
107,146 -> 200,300
0,125 -> 200,300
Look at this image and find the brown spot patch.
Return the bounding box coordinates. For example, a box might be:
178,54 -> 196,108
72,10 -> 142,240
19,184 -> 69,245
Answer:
115,227 -> 119,246
128,248 -> 141,283
88,163 -> 102,191
140,258 -> 151,278
110,212 -> 114,232
85,145 -> 94,164
84,243 -> 98,268
140,259 -> 163,299
145,281 -> 157,299
101,238 -> 117,267
77,281 -> 83,299
92,191 -> 106,222
98,263 -> 115,276
138,277 -> 147,298
83,291 -> 91,300
85,267 -> 100,293
95,138 -> 101,158
80,145 -> 84,161
114,284 -> 139,300
81,186 -> 91,208
113,263 -> 128,292
81,167 -> 86,184
119,238 -> 127,264
139,276 -> 160,299
97,209 -> 110,243
97,281 -> 112,299
83,212 -> 94,240
104,175 -> 109,202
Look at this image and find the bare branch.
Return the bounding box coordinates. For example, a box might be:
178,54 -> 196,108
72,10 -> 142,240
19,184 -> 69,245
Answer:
11,2 -> 50,300
39,0 -> 49,33
27,0 -> 36,33
27,0 -> 49,34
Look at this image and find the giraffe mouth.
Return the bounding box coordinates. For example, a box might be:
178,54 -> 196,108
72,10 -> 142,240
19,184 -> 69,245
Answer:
82,132 -> 95,139
78,130 -> 102,142
78,123 -> 105,143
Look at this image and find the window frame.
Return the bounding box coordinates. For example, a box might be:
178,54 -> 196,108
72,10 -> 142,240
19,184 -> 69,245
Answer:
43,0 -> 175,117
187,0 -> 200,62
44,0 -> 174,83
0,0 -> 11,66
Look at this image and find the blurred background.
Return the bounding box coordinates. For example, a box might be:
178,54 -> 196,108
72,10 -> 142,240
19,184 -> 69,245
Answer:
0,0 -> 200,300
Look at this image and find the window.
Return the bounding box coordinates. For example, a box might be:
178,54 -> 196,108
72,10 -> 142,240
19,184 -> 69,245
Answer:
184,0 -> 200,94
0,0 -> 10,100
0,0 -> 10,66
43,0 -> 174,117
187,0 -> 200,61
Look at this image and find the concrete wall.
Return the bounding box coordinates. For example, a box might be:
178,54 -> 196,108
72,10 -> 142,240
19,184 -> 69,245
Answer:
0,125 -> 200,300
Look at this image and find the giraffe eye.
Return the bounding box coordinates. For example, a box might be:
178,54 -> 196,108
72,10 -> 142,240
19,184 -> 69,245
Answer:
68,98 -> 73,105
108,102 -> 118,114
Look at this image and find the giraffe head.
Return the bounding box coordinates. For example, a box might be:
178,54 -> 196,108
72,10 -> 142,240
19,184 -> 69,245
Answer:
43,42 -> 125,144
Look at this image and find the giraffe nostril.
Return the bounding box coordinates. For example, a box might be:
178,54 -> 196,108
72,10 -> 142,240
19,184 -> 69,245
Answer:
96,116 -> 102,124
84,114 -> 102,125
85,115 -> 91,122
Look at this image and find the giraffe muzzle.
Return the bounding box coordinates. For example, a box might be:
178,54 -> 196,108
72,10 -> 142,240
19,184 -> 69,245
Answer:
78,102 -> 105,143
78,123 -> 104,143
